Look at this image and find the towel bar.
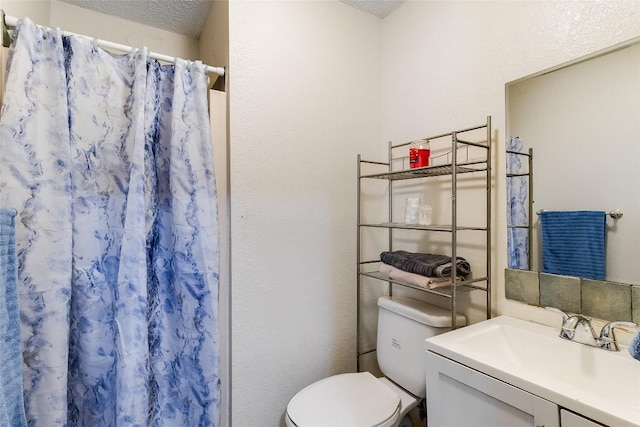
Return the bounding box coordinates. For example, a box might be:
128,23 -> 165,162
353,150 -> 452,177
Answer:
536,209 -> 623,219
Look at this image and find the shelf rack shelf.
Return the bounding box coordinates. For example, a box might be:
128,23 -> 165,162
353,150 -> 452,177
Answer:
356,116 -> 492,371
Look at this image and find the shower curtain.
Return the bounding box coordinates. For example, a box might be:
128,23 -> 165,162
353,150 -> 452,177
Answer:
0,18 -> 220,426
506,137 -> 529,270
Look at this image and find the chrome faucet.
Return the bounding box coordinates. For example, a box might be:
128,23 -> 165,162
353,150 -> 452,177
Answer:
545,307 -> 637,351
598,320 -> 637,351
558,313 -> 598,346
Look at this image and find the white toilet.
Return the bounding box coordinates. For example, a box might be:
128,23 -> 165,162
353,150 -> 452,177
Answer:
285,295 -> 466,427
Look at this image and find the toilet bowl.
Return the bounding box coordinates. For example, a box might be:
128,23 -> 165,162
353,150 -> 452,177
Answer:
285,372 -> 410,427
285,296 -> 466,427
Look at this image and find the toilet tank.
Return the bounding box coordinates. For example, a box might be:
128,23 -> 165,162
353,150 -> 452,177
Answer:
376,296 -> 466,397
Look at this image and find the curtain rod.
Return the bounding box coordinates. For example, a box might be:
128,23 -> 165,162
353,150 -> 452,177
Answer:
1,12 -> 225,77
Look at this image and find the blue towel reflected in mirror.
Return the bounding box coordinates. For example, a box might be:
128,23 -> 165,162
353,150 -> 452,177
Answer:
539,210 -> 606,280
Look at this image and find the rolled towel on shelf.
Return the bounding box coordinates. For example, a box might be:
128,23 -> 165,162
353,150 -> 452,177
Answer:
380,250 -> 471,278
379,263 -> 451,290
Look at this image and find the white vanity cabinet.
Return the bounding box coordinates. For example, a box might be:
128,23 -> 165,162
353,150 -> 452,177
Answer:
425,351 -> 615,427
425,351 -> 560,427
423,316 -> 639,427
561,410 -> 606,427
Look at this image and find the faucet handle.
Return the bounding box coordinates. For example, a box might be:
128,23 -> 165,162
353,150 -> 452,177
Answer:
544,306 -> 569,321
600,321 -> 637,338
598,321 -> 637,351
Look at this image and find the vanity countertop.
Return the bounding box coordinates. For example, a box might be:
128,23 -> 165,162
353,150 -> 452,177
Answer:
424,315 -> 640,427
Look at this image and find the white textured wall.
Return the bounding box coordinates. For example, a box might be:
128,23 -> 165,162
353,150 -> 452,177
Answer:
380,0 -> 640,329
49,1 -> 199,59
0,0 -> 51,27
199,0 -> 229,90
228,1 -> 382,425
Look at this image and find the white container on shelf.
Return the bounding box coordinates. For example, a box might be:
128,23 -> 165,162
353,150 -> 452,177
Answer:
418,204 -> 433,226
404,198 -> 421,224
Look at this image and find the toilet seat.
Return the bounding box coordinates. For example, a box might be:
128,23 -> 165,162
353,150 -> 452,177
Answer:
286,372 -> 401,427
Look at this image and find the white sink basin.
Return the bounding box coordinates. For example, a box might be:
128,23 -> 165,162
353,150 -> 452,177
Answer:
424,316 -> 640,427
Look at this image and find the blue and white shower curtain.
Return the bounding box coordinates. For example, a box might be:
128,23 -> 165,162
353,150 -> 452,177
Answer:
0,18 -> 220,426
506,137 -> 529,270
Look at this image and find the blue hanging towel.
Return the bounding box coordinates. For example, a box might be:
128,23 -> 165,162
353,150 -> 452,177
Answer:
0,208 -> 27,427
539,210 -> 606,280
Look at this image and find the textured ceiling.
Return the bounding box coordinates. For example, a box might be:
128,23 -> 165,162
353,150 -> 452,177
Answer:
62,0 -> 407,39
62,0 -> 213,38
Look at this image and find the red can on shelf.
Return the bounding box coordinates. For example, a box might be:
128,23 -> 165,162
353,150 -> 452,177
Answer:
409,141 -> 430,168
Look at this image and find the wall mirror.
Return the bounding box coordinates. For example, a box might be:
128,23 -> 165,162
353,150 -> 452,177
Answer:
505,37 -> 640,316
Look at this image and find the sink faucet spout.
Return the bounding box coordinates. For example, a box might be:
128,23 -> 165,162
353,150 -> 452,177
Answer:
545,306 -> 638,351
557,314 -> 597,345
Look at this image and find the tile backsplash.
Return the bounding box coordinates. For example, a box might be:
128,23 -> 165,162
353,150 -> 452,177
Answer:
582,279 -> 632,322
505,268 -> 639,323
539,273 -> 581,314
504,269 -> 539,306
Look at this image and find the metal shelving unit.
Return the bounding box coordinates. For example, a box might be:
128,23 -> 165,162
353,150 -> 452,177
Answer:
356,116 -> 492,371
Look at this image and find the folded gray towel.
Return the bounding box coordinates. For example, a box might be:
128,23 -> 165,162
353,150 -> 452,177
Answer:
380,250 -> 470,278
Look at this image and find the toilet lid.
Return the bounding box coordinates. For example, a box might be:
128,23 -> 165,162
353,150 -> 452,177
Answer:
287,372 -> 401,427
